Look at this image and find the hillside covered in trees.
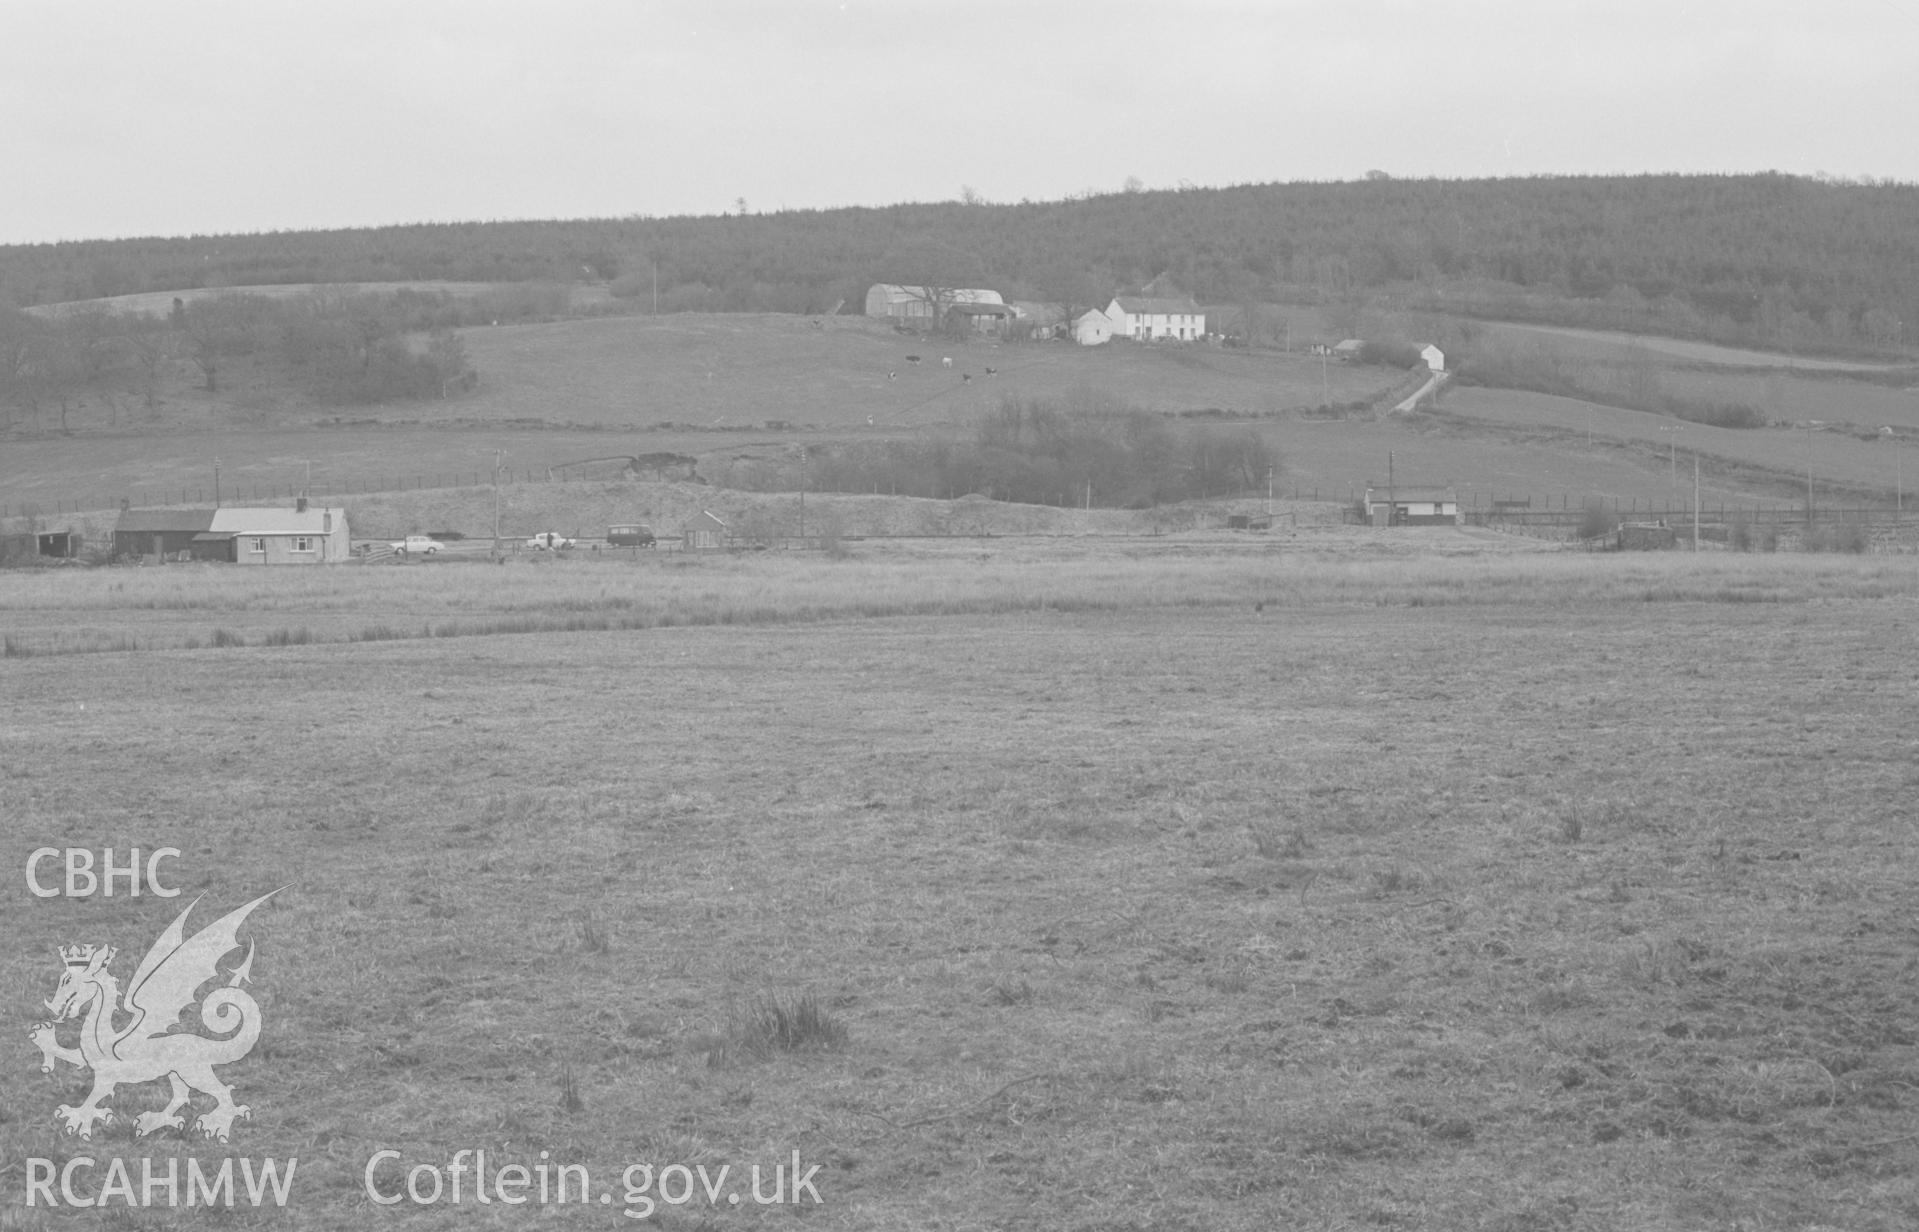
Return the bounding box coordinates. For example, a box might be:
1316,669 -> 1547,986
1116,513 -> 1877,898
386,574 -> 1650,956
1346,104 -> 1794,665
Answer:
4,174 -> 1916,356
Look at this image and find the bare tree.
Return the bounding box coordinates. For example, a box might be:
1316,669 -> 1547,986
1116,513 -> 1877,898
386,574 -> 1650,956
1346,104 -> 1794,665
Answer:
126,325 -> 176,415
881,237 -> 989,333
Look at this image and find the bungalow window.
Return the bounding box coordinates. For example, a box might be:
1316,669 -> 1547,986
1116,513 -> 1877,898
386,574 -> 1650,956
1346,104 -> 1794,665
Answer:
249,538 -> 266,553
292,537 -> 313,552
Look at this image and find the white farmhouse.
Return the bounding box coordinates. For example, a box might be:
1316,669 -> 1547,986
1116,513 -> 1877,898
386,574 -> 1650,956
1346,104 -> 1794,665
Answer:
1105,295 -> 1205,342
1418,343 -> 1445,372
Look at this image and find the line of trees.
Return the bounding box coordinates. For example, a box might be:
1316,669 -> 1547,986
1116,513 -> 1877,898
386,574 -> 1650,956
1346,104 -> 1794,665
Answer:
716,396 -> 1279,508
4,175 -> 1918,357
0,288 -> 478,431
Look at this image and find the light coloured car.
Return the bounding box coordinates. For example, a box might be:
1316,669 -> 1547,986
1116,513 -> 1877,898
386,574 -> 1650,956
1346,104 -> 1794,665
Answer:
526,532 -> 576,551
391,535 -> 446,554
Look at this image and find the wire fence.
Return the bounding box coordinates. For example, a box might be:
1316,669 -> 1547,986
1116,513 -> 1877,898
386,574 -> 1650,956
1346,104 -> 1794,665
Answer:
0,467 -> 610,522
4,474 -> 1912,531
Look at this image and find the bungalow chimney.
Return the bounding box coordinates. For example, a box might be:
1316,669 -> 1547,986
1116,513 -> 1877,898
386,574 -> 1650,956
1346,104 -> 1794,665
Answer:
297,496 -> 308,513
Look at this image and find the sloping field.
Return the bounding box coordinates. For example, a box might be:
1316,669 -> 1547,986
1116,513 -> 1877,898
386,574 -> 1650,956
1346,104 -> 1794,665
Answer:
22,281 -> 595,319
3,397 -> 1879,533
1442,388 -> 1912,505
1653,368 -> 1919,430
1483,321 -> 1912,372
444,314 -> 1402,428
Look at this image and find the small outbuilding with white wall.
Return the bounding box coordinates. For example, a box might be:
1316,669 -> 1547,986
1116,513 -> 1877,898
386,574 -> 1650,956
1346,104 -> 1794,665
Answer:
1364,486 -> 1460,526
683,510 -> 728,551
1072,309 -> 1117,346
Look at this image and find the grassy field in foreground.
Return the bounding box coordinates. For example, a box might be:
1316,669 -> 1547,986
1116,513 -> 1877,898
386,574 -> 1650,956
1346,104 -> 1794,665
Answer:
3,546 -> 1914,659
3,550 -> 1916,1230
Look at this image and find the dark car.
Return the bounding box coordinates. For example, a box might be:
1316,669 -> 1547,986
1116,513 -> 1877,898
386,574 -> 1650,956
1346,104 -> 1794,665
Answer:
608,524 -> 656,548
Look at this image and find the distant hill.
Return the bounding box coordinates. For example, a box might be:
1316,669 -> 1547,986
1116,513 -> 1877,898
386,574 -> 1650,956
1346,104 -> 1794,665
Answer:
4,174 -> 1916,356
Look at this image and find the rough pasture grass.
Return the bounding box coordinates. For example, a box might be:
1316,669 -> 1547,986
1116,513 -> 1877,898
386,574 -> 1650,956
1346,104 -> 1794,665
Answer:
1480,321 -> 1913,373
2,569 -> 1915,1229
0,313 -> 1400,515
3,546 -> 1917,657
1444,387 -> 1917,505
447,313 -> 1401,429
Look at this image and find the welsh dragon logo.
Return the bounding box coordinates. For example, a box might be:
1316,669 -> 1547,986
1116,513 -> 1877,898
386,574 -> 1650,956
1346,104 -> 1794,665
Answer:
29,889 -> 281,1143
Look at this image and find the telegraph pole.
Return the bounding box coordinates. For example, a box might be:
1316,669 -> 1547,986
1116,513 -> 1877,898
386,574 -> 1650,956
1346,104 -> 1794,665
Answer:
1692,454 -> 1700,553
492,449 -> 505,560
214,458 -> 222,508
1887,427 -> 1903,521
1659,426 -> 1685,511
1804,420 -> 1824,527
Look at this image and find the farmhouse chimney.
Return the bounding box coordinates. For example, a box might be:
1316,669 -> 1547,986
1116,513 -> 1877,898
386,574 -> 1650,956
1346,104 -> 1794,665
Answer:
297,496 -> 308,513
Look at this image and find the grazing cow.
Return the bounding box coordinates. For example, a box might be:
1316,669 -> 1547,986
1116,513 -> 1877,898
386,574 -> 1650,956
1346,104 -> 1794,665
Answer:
984,367 -> 998,377
961,373 -> 972,383
906,355 -> 922,365
942,357 -> 953,368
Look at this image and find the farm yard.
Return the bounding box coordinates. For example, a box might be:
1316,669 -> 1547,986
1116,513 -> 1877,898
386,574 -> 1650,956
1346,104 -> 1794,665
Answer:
3,547 -> 1919,1229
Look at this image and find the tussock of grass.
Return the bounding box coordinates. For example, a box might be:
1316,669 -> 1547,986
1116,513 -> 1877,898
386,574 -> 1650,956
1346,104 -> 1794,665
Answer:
707,993 -> 847,1067
557,1062 -> 585,1113
263,625 -> 314,646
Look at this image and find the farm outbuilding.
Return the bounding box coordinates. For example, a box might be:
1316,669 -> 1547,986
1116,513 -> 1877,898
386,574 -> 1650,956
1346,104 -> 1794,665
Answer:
864,284 -> 1005,322
34,530 -> 82,558
1616,522 -> 1678,550
1009,301 -> 1065,339
113,509 -> 217,562
945,302 -> 1017,336
683,510 -> 727,551
1418,343 -> 1446,372
1364,486 -> 1460,527
1072,309 -> 1117,346
1333,339 -> 1366,361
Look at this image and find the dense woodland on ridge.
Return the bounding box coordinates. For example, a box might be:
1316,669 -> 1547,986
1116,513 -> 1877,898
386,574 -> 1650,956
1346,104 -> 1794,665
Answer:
6,173 -> 1919,437
4,173 -> 1918,353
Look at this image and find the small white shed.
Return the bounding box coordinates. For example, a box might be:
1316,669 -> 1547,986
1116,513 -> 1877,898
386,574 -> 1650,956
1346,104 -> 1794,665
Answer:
1073,309 -> 1116,346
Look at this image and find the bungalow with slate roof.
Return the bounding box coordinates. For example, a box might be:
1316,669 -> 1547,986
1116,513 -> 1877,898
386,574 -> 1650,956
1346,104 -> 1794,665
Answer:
192,500 -> 350,564
1364,486 -> 1460,527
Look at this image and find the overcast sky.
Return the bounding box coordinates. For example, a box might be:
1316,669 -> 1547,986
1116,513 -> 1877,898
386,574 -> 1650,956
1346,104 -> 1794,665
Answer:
3,0 -> 1913,245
